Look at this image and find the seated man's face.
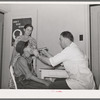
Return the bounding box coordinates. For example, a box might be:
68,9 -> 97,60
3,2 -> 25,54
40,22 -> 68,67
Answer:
24,46 -> 33,57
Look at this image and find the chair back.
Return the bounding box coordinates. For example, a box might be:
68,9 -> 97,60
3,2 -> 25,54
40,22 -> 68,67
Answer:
9,65 -> 17,89
31,56 -> 37,73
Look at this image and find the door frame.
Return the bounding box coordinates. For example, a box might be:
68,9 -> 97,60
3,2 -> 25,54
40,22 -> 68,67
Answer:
89,4 -> 100,69
89,4 -> 100,89
0,11 -> 4,88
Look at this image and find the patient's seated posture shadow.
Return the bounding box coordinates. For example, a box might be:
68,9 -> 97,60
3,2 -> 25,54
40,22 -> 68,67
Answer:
9,40 -> 51,89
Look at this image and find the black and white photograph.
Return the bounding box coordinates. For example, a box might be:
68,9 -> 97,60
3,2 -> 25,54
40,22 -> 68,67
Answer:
0,1 -> 100,98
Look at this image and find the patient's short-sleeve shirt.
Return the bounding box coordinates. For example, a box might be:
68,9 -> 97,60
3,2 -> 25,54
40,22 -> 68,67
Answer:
13,56 -> 35,79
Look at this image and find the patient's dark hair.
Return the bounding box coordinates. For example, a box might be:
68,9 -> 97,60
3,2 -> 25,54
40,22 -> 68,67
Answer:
16,41 -> 29,56
60,31 -> 74,42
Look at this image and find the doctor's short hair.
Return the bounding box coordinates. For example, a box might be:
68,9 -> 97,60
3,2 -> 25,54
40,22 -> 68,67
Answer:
16,40 -> 29,56
60,31 -> 74,42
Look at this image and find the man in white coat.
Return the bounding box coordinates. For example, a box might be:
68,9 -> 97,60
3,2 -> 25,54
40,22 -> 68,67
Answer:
33,31 -> 95,89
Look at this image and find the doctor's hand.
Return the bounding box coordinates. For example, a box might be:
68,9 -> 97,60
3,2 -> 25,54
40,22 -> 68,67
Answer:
40,49 -> 52,58
32,49 -> 39,57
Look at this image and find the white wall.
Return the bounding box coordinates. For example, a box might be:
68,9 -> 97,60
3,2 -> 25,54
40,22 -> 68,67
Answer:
38,4 -> 89,54
0,4 -> 89,88
0,4 -> 11,13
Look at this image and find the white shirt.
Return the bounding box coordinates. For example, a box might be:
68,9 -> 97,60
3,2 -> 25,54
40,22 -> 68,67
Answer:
49,42 -> 95,89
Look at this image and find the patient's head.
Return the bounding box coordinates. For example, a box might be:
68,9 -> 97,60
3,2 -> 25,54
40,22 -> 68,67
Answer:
16,40 -> 33,57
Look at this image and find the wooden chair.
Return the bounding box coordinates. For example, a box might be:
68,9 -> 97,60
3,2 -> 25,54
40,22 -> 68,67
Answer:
9,56 -> 36,89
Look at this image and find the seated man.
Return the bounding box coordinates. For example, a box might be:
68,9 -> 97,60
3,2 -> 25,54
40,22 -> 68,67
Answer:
12,40 -> 51,89
33,31 -> 95,89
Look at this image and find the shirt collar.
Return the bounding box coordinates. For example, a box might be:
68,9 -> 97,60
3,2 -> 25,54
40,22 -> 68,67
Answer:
67,42 -> 74,48
65,42 -> 75,49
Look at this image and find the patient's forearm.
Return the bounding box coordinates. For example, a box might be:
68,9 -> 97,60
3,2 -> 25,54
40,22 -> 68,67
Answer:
30,75 -> 48,85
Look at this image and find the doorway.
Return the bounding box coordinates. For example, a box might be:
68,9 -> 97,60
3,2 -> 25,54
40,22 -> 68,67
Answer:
0,12 -> 4,88
90,5 -> 100,89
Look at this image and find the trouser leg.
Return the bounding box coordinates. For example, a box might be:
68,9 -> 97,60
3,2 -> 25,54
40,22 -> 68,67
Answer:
49,79 -> 71,89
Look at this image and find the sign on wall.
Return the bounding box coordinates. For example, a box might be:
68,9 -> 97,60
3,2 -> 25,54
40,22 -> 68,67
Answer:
12,18 -> 32,46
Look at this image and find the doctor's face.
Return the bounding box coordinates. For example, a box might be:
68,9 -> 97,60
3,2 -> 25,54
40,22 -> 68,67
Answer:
59,35 -> 66,49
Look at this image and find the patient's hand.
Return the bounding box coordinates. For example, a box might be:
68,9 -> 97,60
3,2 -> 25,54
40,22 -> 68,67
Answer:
43,80 -> 52,86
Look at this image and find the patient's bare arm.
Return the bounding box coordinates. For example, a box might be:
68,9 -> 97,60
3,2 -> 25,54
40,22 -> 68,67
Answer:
38,48 -> 53,58
32,49 -> 53,67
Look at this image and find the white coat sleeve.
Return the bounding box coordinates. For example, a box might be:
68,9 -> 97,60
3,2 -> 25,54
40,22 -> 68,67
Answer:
49,48 -> 71,67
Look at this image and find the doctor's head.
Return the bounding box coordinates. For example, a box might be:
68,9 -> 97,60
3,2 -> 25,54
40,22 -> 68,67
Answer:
59,31 -> 74,49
